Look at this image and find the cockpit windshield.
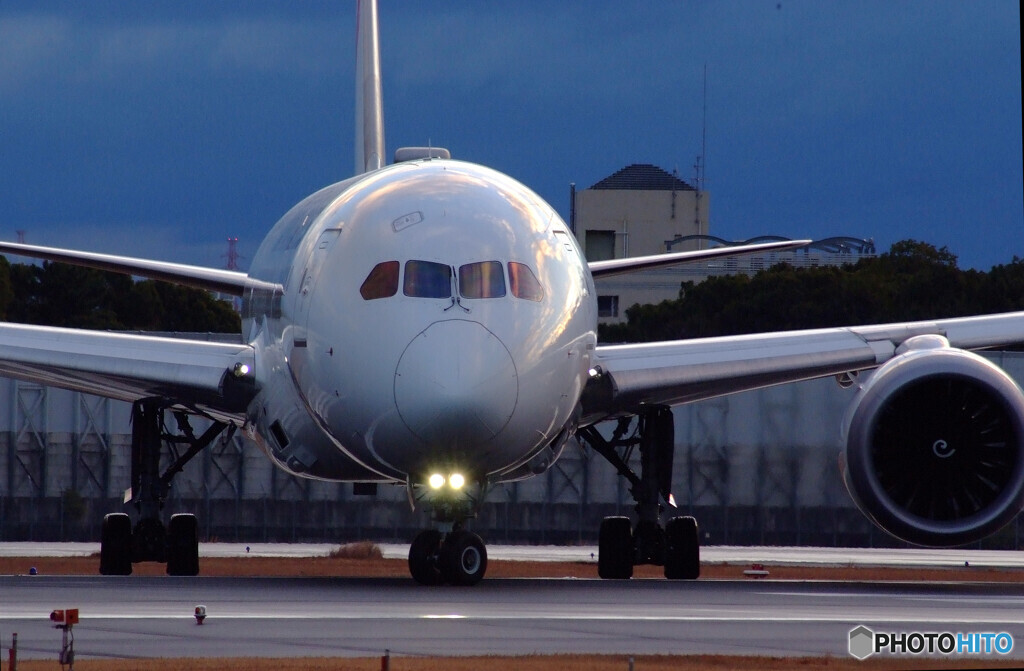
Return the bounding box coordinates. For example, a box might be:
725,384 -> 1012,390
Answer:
508,262 -> 544,302
360,259 -> 543,303
459,261 -> 505,299
404,260 -> 451,298
359,261 -> 400,300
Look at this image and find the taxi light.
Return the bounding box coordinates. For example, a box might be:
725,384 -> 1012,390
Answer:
449,473 -> 465,490
428,473 -> 445,489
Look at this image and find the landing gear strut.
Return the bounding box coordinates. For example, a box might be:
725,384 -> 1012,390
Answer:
407,478 -> 488,586
579,405 -> 700,580
99,400 -> 228,576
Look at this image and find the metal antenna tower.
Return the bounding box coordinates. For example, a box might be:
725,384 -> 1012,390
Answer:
693,63 -> 707,249
223,237 -> 241,271
222,238 -> 243,313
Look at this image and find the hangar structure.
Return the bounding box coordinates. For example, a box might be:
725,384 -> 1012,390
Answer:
3,351 -> 1022,548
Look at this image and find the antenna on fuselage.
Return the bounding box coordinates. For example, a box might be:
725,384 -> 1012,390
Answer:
355,0 -> 385,174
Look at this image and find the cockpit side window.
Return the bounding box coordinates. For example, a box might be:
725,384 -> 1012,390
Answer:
509,262 -> 544,302
359,261 -> 399,300
459,261 -> 506,299
404,260 -> 452,298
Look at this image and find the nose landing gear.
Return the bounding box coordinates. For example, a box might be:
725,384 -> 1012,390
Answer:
408,527 -> 488,586
407,476 -> 489,585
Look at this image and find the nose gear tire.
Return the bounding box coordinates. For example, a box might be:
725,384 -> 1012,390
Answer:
439,530 -> 488,586
409,529 -> 444,585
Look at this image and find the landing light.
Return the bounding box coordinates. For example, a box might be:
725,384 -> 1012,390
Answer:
428,473 -> 446,489
449,473 -> 465,490
233,363 -> 250,377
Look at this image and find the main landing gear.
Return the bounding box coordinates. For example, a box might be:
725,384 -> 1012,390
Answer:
578,405 -> 700,580
99,400 -> 229,576
407,476 -> 488,586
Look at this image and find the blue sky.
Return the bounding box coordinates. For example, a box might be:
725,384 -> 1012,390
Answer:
1,1 -> 1021,271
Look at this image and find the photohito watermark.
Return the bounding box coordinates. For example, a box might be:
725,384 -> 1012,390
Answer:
848,625 -> 1014,660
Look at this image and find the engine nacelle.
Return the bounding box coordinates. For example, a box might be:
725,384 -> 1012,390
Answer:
842,338 -> 1024,547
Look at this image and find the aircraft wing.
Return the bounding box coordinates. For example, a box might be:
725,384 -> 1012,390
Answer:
582,311 -> 1024,422
0,241 -> 281,296
0,322 -> 256,423
588,239 -> 811,278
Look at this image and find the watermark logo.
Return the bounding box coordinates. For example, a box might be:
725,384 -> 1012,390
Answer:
849,625 -> 1013,659
849,625 -> 874,660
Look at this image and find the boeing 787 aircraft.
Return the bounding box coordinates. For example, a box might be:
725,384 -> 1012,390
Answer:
2,1 -> 1023,585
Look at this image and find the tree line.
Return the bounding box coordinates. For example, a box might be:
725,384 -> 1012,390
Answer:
0,257 -> 240,332
1,240 -> 1020,340
600,240 -> 1024,343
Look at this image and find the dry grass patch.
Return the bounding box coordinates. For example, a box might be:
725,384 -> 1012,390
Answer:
328,541 -> 385,560
5,553 -> 1024,582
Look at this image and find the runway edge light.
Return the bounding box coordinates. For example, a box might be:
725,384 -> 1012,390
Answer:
195,605 -> 207,624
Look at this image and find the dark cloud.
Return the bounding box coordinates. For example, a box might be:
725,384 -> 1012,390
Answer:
1,1 -> 1020,270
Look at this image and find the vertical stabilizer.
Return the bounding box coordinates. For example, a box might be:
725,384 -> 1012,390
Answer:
355,0 -> 385,174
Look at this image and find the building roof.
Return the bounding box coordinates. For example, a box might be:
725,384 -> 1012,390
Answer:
588,164 -> 695,191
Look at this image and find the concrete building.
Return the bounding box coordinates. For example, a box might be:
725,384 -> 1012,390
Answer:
573,163 -> 876,325
573,164 -> 708,323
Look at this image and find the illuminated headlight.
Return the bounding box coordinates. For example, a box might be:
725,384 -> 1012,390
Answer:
449,473 -> 465,490
428,473 -> 445,489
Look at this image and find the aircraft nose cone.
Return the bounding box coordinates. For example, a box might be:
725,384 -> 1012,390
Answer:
394,320 -> 518,447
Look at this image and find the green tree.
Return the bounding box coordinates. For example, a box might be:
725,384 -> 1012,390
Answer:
3,258 -> 240,333
600,240 -> 1023,343
0,256 -> 14,320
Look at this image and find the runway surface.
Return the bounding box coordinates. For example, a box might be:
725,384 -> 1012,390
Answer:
3,576 -> 1023,660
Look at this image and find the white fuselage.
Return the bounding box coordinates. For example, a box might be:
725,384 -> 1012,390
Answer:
243,159 -> 597,485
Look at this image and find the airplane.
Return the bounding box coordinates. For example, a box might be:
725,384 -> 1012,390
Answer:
2,0 -> 1023,586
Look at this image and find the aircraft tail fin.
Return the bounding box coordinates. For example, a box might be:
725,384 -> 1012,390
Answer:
355,0 -> 385,174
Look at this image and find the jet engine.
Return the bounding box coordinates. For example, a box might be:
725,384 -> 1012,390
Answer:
842,335 -> 1024,547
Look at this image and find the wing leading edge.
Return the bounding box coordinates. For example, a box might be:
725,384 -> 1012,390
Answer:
583,311 -> 1024,422
588,239 -> 811,278
0,322 -> 256,423
0,241 -> 281,296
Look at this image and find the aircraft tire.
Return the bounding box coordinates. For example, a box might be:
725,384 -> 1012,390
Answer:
598,516 -> 633,579
439,530 -> 488,586
664,515 -> 700,580
99,513 -> 133,576
408,529 -> 444,585
166,513 -> 200,576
